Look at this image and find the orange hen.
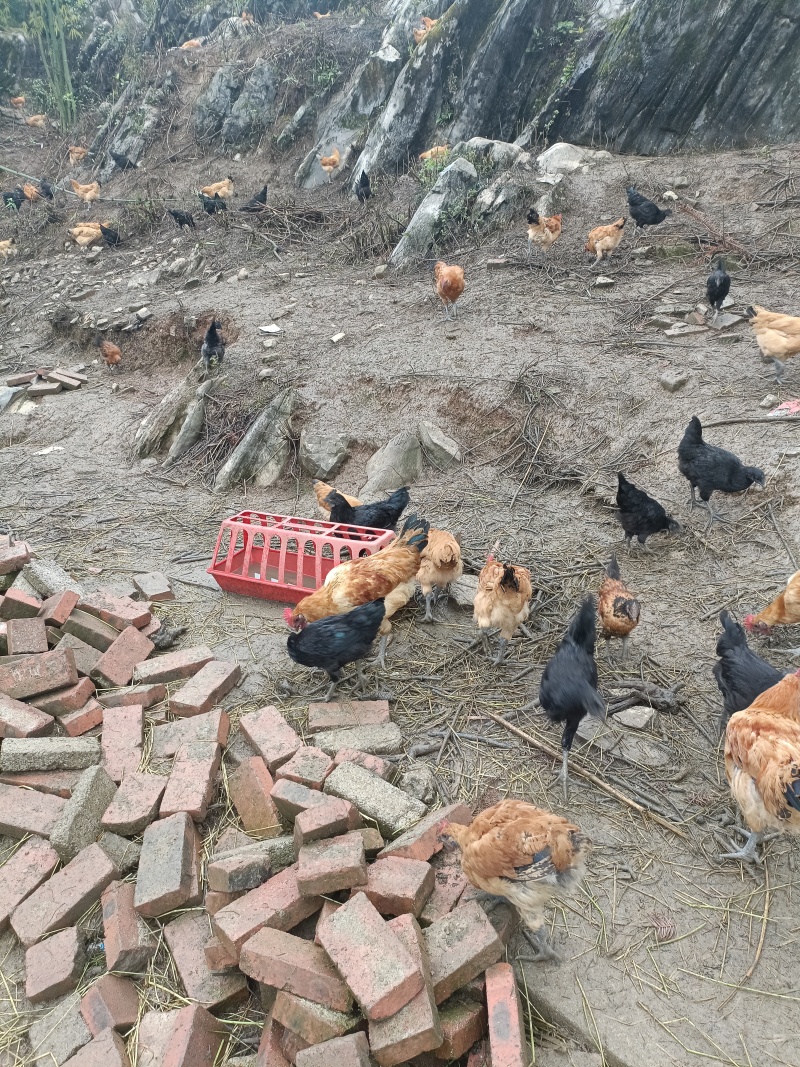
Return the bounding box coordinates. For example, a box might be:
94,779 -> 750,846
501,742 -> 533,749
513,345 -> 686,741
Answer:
25,114 -> 47,128
744,570 -> 800,635
585,218 -> 626,263
433,261 -> 465,320
526,208 -> 562,260
417,529 -> 463,621
722,670 -> 800,862
319,146 -> 340,182
69,146 -> 88,166
95,333 -> 121,370
597,554 -> 641,660
440,800 -> 589,961
473,544 -> 533,664
312,479 -> 363,516
9,96 -> 25,108
70,179 -> 101,206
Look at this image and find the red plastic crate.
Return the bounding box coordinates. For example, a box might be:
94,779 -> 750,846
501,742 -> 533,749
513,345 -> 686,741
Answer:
207,510 -> 396,604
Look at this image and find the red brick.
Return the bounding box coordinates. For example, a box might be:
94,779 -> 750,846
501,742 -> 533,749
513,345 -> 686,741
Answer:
255,1019 -> 291,1067
61,609 -> 120,651
139,617 -> 162,640
204,933 -> 238,974
281,1026 -> 312,1064
57,633 -> 103,676
160,740 -> 221,821
132,645 -> 215,684
294,1033 -> 373,1067
207,847 -> 272,894
29,676 -> 95,716
137,1010 -> 182,1064
7,617 -> 48,654
162,1003 -> 226,1067
61,698 -> 103,736
0,692 -> 54,737
424,902 -> 505,1005
360,857 -> 435,918
169,660 -> 241,717
26,926 -> 86,1003
101,705 -> 144,782
433,993 -> 487,1060
308,700 -> 391,732
133,572 -> 174,601
214,825 -> 252,854
11,842 -> 117,946
101,772 -> 167,835
102,880 -> 157,972
228,756 -> 282,839
0,649 -> 77,700
360,827 -> 385,853
314,900 -> 341,945
240,927 -> 353,1011
45,624 -> 63,647
419,855 -> 467,926
0,837 -> 59,930
91,626 -> 154,688
134,811 -> 195,918
186,818 -> 203,907
0,543 -> 31,575
379,803 -> 472,863
333,748 -> 394,780
0,768 -> 79,796
163,910 -> 248,1010
293,799 -> 362,848
80,974 -> 139,1034
277,746 -> 335,790
297,833 -> 367,896
151,708 -> 229,758
0,781 -> 66,838
273,990 -> 358,1046
270,778 -> 329,821
485,962 -> 527,1067
79,591 -> 151,631
212,863 -> 323,957
38,590 -> 81,626
5,372 -> 37,386
0,588 -> 41,619
61,1027 -> 130,1066
205,889 -> 242,915
240,705 -> 301,771
100,683 -> 166,709
317,892 -> 424,1021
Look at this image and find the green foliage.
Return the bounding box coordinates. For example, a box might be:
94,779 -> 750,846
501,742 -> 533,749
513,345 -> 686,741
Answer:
418,155 -> 449,190
312,54 -> 341,90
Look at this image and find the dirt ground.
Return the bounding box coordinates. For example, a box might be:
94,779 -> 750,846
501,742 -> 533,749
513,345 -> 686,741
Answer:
1,59 -> 800,1065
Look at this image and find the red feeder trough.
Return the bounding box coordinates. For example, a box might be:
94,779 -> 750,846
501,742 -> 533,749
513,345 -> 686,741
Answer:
207,510 -> 396,604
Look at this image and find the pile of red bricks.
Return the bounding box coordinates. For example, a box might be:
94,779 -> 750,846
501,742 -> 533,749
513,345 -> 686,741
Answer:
0,538 -> 530,1067
6,367 -> 88,397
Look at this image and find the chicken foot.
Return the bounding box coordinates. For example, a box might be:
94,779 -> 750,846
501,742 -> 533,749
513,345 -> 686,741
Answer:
718,828 -> 763,864
517,926 -> 560,964
493,637 -> 509,665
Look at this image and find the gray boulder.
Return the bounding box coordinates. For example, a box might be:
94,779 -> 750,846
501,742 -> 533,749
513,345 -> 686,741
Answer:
163,379 -> 216,467
389,158 -> 477,268
535,142 -> 613,176
214,389 -> 299,492
419,421 -> 461,470
134,368 -> 206,459
195,64 -> 244,140
299,431 -> 350,480
222,59 -> 277,143
451,136 -> 523,170
277,99 -> 319,150
360,431 -> 422,497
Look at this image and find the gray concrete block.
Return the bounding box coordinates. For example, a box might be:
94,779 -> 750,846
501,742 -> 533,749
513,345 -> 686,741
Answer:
324,762 -> 427,838
312,723 -> 403,756
49,765 -> 117,862
1,737 -> 100,772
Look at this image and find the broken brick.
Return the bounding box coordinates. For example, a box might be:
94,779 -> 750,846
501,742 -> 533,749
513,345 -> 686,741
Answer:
228,756 -> 282,839
0,691 -> 54,737
270,778 -> 329,821
360,857 -> 435,917
29,676 -> 96,716
133,645 -> 214,684
134,811 -> 195,918
60,1026 -> 130,1066
101,704 -> 144,782
419,855 -> 467,926
57,633 -> 102,676
7,616 -> 48,654
212,863 -> 322,957
277,746 -> 335,790
11,843 -> 118,946
0,837 -> 59,931
435,993 -> 487,1060
378,803 -> 472,862
26,926 -> 86,1004
255,1018 -> 291,1067
0,648 -> 78,700
169,660 -> 241,717
27,990 -> 92,1066
78,591 -> 151,631
150,708 -> 229,758
163,910 -> 248,1010
239,705 -> 301,771
207,847 -> 272,894
132,572 -> 174,601
294,1033 -> 373,1067
205,889 -> 242,916
102,880 -> 157,973
204,933 -> 238,974
38,590 -> 81,627
80,974 -> 139,1035
100,683 -> 166,709
485,962 -> 527,1067
297,833 -> 367,896
424,903 -> 505,1005
333,748 -> 394,780
60,698 -> 103,736
101,771 -> 168,835
0,588 -> 42,619
308,699 -> 391,732
0,769 -> 80,797
273,990 -> 358,1046
162,1004 -> 226,1067
0,781 -> 65,838
240,927 -> 353,1011
293,798 -> 362,849
0,543 -> 31,576
317,892 -> 423,1020
160,740 -> 221,821
61,609 -> 120,652
91,626 -> 154,688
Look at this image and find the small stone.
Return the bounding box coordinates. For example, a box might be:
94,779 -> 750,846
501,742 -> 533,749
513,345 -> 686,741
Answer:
135,307 -> 152,321
760,394 -> 779,409
593,275 -> 615,288
259,324 -> 282,334
707,312 -> 744,331
330,332 -> 346,344
262,339 -> 277,350
673,176 -> 690,188
659,369 -> 689,393
418,422 -> 461,469
614,705 -> 655,730
258,368 -> 272,381
645,315 -> 675,329
663,323 -> 707,337
237,268 -> 249,280
185,277 -> 202,290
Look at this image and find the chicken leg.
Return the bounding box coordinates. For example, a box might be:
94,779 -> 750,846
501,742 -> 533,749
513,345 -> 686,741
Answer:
517,926 -> 560,964
376,635 -> 389,670
718,828 -> 763,863
772,358 -> 786,384
423,590 -> 436,623
493,637 -> 509,666
557,748 -> 570,802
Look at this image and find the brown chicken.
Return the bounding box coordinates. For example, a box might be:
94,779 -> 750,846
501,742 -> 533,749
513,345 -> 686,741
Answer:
526,208 -> 562,260
744,570 -> 800,636
180,38 -> 204,49
9,96 -> 25,108
22,183 -> 40,202
68,224 -> 103,248
473,544 -> 533,664
433,261 -> 465,320
417,529 -> 463,622
95,333 -> 121,370
419,145 -> 448,161
597,554 -> 641,660
200,177 -> 234,199
319,146 -> 340,182
69,146 -> 88,166
313,10 -> 331,17
413,27 -> 429,44
70,179 -> 101,207
746,305 -> 800,384
721,670 -> 800,862
439,800 -> 590,962
241,11 -> 255,21
285,517 -> 429,665
25,114 -> 47,128
421,16 -> 439,28
313,480 -> 363,516
0,239 -> 17,263
585,218 -> 626,263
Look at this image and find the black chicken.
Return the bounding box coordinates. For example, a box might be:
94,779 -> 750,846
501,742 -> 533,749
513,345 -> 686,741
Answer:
2,187 -> 25,211
626,186 -> 672,229
539,596 -> 606,799
109,149 -> 139,171
200,192 -> 227,215
677,416 -> 765,524
287,598 -> 386,700
100,222 -> 121,247
169,209 -> 195,230
355,171 -> 371,203
39,177 -> 54,200
201,320 -> 225,375
151,623 -> 189,651
712,610 -> 784,731
616,472 -> 680,548
239,185 -> 268,213
706,258 -> 730,317
326,487 -> 410,532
